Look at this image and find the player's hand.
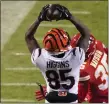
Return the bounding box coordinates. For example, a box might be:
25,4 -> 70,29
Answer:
56,5 -> 72,20
38,4 -> 50,22
35,86 -> 47,101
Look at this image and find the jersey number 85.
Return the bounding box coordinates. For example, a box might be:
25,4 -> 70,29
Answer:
46,68 -> 75,90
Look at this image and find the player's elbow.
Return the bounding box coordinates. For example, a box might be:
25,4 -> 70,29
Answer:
25,32 -> 33,41
25,34 -> 32,45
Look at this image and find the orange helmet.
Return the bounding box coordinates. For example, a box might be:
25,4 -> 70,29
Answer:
71,33 -> 96,59
43,28 -> 71,52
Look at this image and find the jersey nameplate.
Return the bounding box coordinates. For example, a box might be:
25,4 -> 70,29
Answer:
90,50 -> 102,68
47,61 -> 69,68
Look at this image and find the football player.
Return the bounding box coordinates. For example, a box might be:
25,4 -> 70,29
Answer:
25,4 -> 90,103
35,33 -> 108,103
71,33 -> 108,103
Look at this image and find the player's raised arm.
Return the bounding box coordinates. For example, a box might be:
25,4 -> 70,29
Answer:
25,4 -> 50,54
57,6 -> 90,52
69,15 -> 90,52
25,19 -> 40,54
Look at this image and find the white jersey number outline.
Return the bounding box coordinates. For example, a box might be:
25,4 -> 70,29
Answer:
95,53 -> 108,90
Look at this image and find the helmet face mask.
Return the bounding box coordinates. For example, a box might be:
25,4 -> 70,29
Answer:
71,33 -> 96,59
43,28 -> 71,52
86,35 -> 96,59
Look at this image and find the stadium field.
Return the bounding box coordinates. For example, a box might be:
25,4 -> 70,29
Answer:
1,1 -> 108,103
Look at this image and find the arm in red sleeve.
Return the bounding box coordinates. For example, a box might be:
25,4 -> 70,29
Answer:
78,70 -> 90,103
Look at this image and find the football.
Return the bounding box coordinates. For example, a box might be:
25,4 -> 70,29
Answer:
46,4 -> 62,20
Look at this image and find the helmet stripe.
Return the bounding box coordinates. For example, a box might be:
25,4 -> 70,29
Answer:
56,29 -> 70,45
55,28 -> 66,40
45,34 -> 60,51
51,30 -> 68,48
45,39 -> 53,50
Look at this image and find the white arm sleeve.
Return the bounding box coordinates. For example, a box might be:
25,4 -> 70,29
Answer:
31,48 -> 39,65
76,47 -> 85,64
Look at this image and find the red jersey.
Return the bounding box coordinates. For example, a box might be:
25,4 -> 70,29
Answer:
78,40 -> 108,103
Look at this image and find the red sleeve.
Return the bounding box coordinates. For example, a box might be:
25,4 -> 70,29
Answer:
78,70 -> 90,103
96,40 -> 108,54
104,48 -> 108,54
79,70 -> 90,81
84,82 -> 92,102
78,80 -> 89,103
